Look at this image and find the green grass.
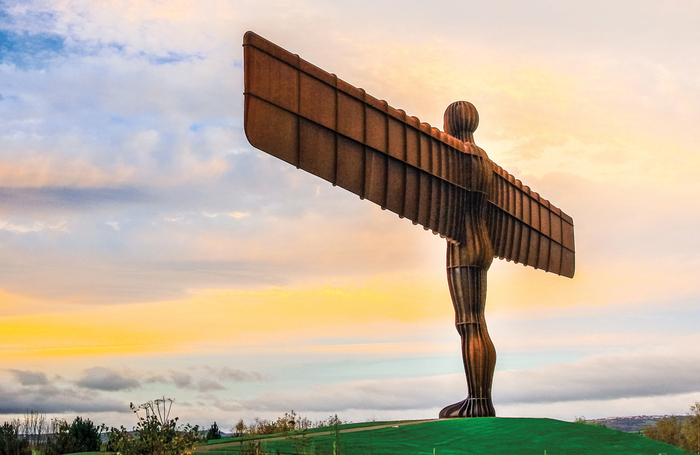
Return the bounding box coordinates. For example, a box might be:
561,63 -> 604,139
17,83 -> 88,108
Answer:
61,452 -> 118,455
61,452 -> 117,455
197,417 -> 692,455
204,420 -> 408,446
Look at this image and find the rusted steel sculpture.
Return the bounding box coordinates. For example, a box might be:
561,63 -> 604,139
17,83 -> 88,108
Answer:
242,31 -> 575,418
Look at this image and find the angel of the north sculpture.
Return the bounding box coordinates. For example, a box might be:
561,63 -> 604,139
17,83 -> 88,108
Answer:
242,31 -> 575,418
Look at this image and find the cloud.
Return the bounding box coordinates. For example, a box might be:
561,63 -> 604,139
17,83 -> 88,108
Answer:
0,382 -> 126,414
235,375 -> 462,413
494,353 -> 700,404
0,157 -> 136,189
196,378 -> 226,392
223,351 -> 700,415
144,375 -> 169,384
171,372 -> 193,389
170,371 -> 226,392
0,0 -> 699,428
0,219 -> 67,234
76,367 -> 140,392
9,370 -> 49,386
217,367 -> 264,383
163,367 -> 266,392
0,187 -> 153,212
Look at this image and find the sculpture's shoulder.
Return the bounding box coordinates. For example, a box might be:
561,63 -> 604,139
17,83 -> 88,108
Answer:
460,142 -> 492,192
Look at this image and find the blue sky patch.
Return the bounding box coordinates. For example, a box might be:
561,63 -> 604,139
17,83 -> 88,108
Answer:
139,50 -> 205,65
0,30 -> 64,67
189,118 -> 233,132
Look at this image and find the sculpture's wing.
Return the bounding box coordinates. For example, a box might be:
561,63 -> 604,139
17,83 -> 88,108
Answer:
243,31 -> 494,245
243,31 -> 575,277
487,166 -> 575,278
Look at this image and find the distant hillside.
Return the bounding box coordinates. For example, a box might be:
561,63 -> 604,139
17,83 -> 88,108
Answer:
198,417 -> 688,455
587,415 -> 686,433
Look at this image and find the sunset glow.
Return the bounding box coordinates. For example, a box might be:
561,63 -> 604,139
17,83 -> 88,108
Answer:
1,0 -> 699,428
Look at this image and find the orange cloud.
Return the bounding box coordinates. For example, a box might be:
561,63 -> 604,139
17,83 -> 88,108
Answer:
0,156 -> 134,187
0,277 -> 453,360
330,38 -> 700,191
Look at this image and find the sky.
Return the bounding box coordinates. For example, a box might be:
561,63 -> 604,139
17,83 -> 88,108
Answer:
1,0 -> 700,431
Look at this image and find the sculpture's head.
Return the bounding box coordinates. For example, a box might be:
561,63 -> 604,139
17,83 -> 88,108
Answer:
444,101 -> 479,144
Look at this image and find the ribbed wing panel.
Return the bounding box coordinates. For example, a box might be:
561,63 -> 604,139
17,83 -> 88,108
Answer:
243,31 -> 575,277
243,31 -> 491,244
487,164 -> 575,278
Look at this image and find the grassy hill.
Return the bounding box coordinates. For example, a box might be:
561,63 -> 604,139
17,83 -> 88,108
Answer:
197,417 -> 691,455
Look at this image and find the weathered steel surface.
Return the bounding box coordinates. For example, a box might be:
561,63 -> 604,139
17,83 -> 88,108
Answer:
242,31 -> 576,417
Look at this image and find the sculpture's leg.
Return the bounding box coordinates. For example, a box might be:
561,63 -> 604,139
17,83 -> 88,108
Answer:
440,239 -> 496,418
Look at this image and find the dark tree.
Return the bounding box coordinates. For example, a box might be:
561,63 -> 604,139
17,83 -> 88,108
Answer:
45,416 -> 102,455
206,422 -> 222,440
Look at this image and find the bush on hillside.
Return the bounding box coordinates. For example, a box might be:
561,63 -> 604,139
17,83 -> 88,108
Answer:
574,416 -> 605,427
242,412 -> 345,436
247,411 -> 298,435
644,401 -> 700,454
107,415 -> 200,455
232,419 -> 247,437
316,414 -> 343,428
684,402 -> 700,454
644,416 -> 684,447
45,416 -> 103,455
0,421 -> 31,455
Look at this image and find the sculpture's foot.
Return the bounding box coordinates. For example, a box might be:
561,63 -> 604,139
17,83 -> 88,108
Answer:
439,398 -> 495,418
